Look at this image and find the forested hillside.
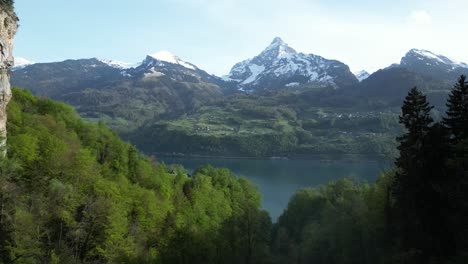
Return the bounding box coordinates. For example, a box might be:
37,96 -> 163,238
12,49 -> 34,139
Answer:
129,88 -> 401,158
0,88 -> 270,263
3,77 -> 468,263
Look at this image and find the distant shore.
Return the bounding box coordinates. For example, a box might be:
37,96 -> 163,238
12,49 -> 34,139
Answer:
152,152 -> 392,163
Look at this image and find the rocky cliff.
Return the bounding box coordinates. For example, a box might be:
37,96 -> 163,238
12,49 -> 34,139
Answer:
0,4 -> 17,150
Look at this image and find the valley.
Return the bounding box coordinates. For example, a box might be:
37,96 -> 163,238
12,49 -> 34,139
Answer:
7,1 -> 468,262
11,38 -> 468,158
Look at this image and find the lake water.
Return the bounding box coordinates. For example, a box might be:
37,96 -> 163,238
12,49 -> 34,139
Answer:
160,156 -> 389,220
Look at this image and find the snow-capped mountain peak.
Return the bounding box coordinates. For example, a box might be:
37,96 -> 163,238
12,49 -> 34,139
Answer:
403,49 -> 468,69
227,37 -> 358,91
13,57 -> 34,69
271,37 -> 286,45
149,50 -> 196,70
258,37 -> 297,60
354,70 -> 370,82
398,48 -> 468,81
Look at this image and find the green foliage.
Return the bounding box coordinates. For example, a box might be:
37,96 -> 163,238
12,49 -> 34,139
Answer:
272,175 -> 394,264
130,92 -> 399,158
1,88 -> 270,263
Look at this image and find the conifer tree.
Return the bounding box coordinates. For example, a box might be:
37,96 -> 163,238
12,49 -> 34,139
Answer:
395,87 -> 433,173
393,87 -> 434,262
443,75 -> 468,258
444,75 -> 468,141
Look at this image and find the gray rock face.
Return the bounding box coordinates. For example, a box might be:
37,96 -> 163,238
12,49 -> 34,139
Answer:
227,37 -> 359,92
0,7 -> 18,149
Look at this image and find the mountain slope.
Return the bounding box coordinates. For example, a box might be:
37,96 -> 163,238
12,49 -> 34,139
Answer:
354,48 -> 468,107
226,37 -> 359,92
400,49 -> 468,81
11,45 -> 468,156
11,58 -> 125,97
357,67 -> 440,106
11,54 -> 225,132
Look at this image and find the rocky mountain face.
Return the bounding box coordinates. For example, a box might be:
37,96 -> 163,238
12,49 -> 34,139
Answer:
226,37 -> 359,92
399,49 -> 468,82
11,52 -> 225,132
0,5 -> 17,149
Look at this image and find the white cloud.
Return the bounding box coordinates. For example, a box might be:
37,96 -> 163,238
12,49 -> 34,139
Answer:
407,10 -> 432,26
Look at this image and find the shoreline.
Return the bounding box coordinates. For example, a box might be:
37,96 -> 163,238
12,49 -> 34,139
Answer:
152,152 -> 392,163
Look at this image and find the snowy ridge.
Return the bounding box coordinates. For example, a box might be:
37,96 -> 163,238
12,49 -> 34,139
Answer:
149,51 -> 197,70
405,49 -> 468,69
354,70 -> 370,82
97,58 -> 139,69
227,37 -> 356,91
259,37 -> 297,60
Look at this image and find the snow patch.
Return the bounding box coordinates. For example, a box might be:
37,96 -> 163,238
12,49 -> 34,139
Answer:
144,67 -> 166,78
149,50 -> 196,70
285,82 -> 300,87
412,49 -> 445,63
308,71 -> 319,81
242,64 -> 265,84
97,58 -> 138,69
13,57 -> 34,69
121,71 -> 132,78
353,70 -> 370,82
410,49 -> 468,68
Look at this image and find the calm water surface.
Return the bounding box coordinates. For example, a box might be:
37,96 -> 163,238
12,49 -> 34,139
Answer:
160,157 -> 389,220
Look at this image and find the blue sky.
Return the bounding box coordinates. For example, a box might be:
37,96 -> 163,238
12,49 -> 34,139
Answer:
14,0 -> 468,75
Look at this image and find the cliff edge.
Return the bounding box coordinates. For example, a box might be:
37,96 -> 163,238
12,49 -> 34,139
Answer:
0,2 -> 17,150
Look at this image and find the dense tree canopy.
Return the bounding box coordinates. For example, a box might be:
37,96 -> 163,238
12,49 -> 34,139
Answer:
0,88 -> 271,263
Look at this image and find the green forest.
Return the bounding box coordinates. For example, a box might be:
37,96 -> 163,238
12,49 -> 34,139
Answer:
128,90 -> 401,158
1,74 -> 468,263
1,88 -> 271,263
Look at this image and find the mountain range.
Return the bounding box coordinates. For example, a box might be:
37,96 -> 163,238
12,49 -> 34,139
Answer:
10,37 -> 468,156
13,37 -> 468,94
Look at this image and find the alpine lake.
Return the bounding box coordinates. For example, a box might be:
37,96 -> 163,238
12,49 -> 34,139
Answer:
160,155 -> 390,220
